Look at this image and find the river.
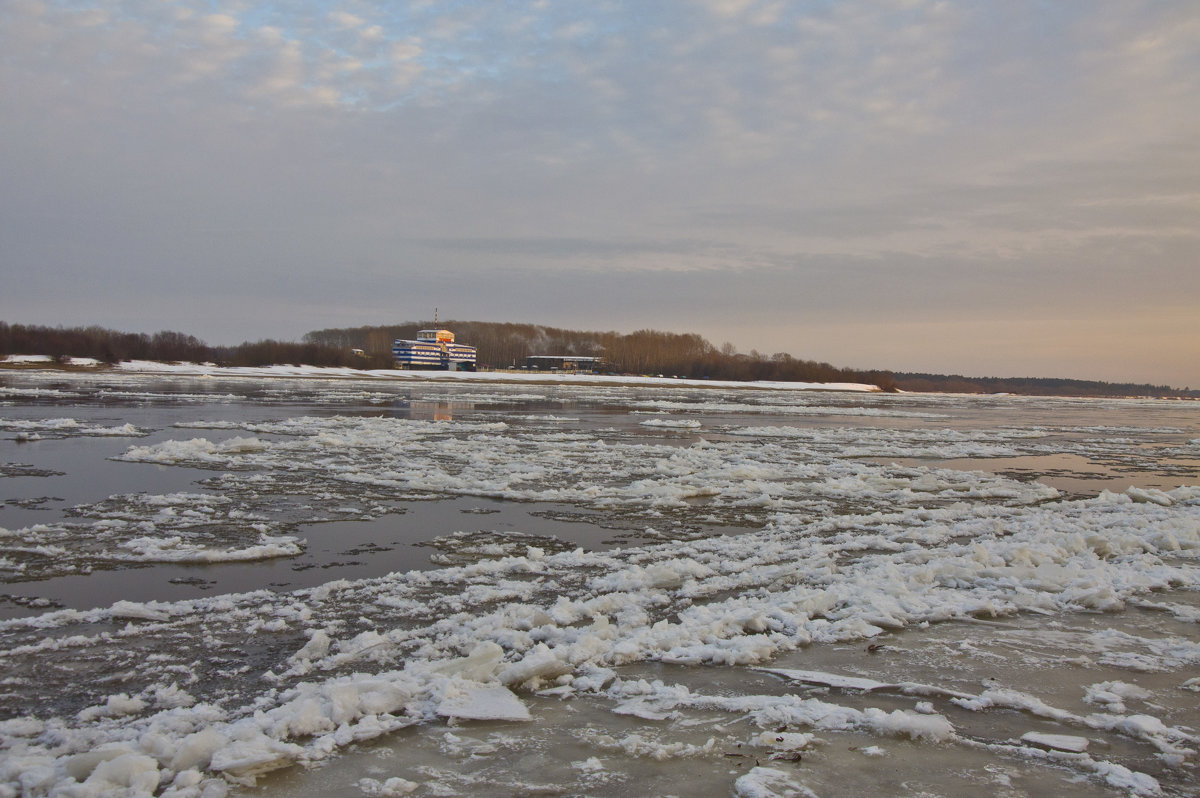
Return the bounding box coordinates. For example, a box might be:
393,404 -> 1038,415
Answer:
1,368 -> 1198,797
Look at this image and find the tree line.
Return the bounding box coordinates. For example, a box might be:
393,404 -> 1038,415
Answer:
7,320 -> 1194,397
304,320 -> 898,389
0,322 -> 393,369
891,372 -> 1197,399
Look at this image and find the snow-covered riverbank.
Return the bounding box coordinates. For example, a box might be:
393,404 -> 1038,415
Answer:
1,355 -> 880,392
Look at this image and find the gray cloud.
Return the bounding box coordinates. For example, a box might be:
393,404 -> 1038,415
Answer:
1,0 -> 1197,385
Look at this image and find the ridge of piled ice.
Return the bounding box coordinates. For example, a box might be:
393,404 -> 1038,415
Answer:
638,417 -> 703,429
952,687 -> 1198,757
108,414 -> 1064,522
0,488 -> 303,580
0,417 -> 148,439
630,398 -> 942,418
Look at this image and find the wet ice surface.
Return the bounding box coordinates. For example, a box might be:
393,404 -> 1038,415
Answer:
1,370 -> 1199,797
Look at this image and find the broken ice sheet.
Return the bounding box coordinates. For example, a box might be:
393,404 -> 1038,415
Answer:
436,682 -> 532,722
1020,731 -> 1090,752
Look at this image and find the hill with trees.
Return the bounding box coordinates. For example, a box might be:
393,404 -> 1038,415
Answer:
302,320 -> 896,388
0,321 -> 393,370
4,319 -> 1196,398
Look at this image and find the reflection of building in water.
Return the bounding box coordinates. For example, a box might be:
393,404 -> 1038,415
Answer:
392,400 -> 475,421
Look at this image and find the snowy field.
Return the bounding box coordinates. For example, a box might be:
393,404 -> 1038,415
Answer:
1,365 -> 1198,797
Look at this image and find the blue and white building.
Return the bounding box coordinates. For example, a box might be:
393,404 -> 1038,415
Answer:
393,329 -> 477,370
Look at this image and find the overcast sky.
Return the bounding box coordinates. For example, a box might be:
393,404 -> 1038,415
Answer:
2,1 -> 1198,386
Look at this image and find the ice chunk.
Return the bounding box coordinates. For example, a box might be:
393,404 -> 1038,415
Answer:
336,630 -> 389,661
83,753 -> 161,794
209,736 -> 305,784
357,776 -> 419,795
613,698 -> 673,721
1020,731 -> 1090,752
109,599 -> 170,621
1092,760 -> 1162,796
0,717 -> 44,737
757,668 -> 973,701
219,436 -> 270,454
498,644 -> 571,687
756,667 -> 897,692
289,629 -> 332,664
573,757 -> 606,773
436,682 -> 532,722
170,728 -> 231,772
863,707 -> 955,742
638,418 -> 702,429
153,682 -> 197,709
733,766 -> 818,798
952,688 -> 1073,723
431,641 -> 504,682
756,731 -> 815,751
1083,680 -> 1150,713
1127,487 -> 1174,506
63,748 -> 127,782
77,692 -> 147,721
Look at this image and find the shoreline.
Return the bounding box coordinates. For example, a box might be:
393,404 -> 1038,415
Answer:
0,355 -> 880,393
7,356 -> 1197,400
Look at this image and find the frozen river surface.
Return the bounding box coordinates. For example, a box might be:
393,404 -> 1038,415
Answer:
1,369 -> 1199,797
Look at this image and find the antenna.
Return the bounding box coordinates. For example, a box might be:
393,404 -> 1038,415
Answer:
434,307 -> 438,326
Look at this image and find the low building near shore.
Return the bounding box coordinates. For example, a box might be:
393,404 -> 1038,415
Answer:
524,355 -> 604,373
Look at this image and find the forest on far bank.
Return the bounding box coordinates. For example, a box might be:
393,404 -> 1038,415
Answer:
891,372 -> 1197,398
0,321 -> 393,371
303,320 -> 895,389
3,319 -> 1196,398
2,319 -> 878,386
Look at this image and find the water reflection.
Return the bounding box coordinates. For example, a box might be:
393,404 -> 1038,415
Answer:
391,399 -> 476,421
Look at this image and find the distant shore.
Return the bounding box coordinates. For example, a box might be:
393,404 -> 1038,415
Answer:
6,356 -> 1196,399
0,355 -> 880,393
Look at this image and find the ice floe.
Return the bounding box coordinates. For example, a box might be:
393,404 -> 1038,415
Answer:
0,417 -> 148,439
